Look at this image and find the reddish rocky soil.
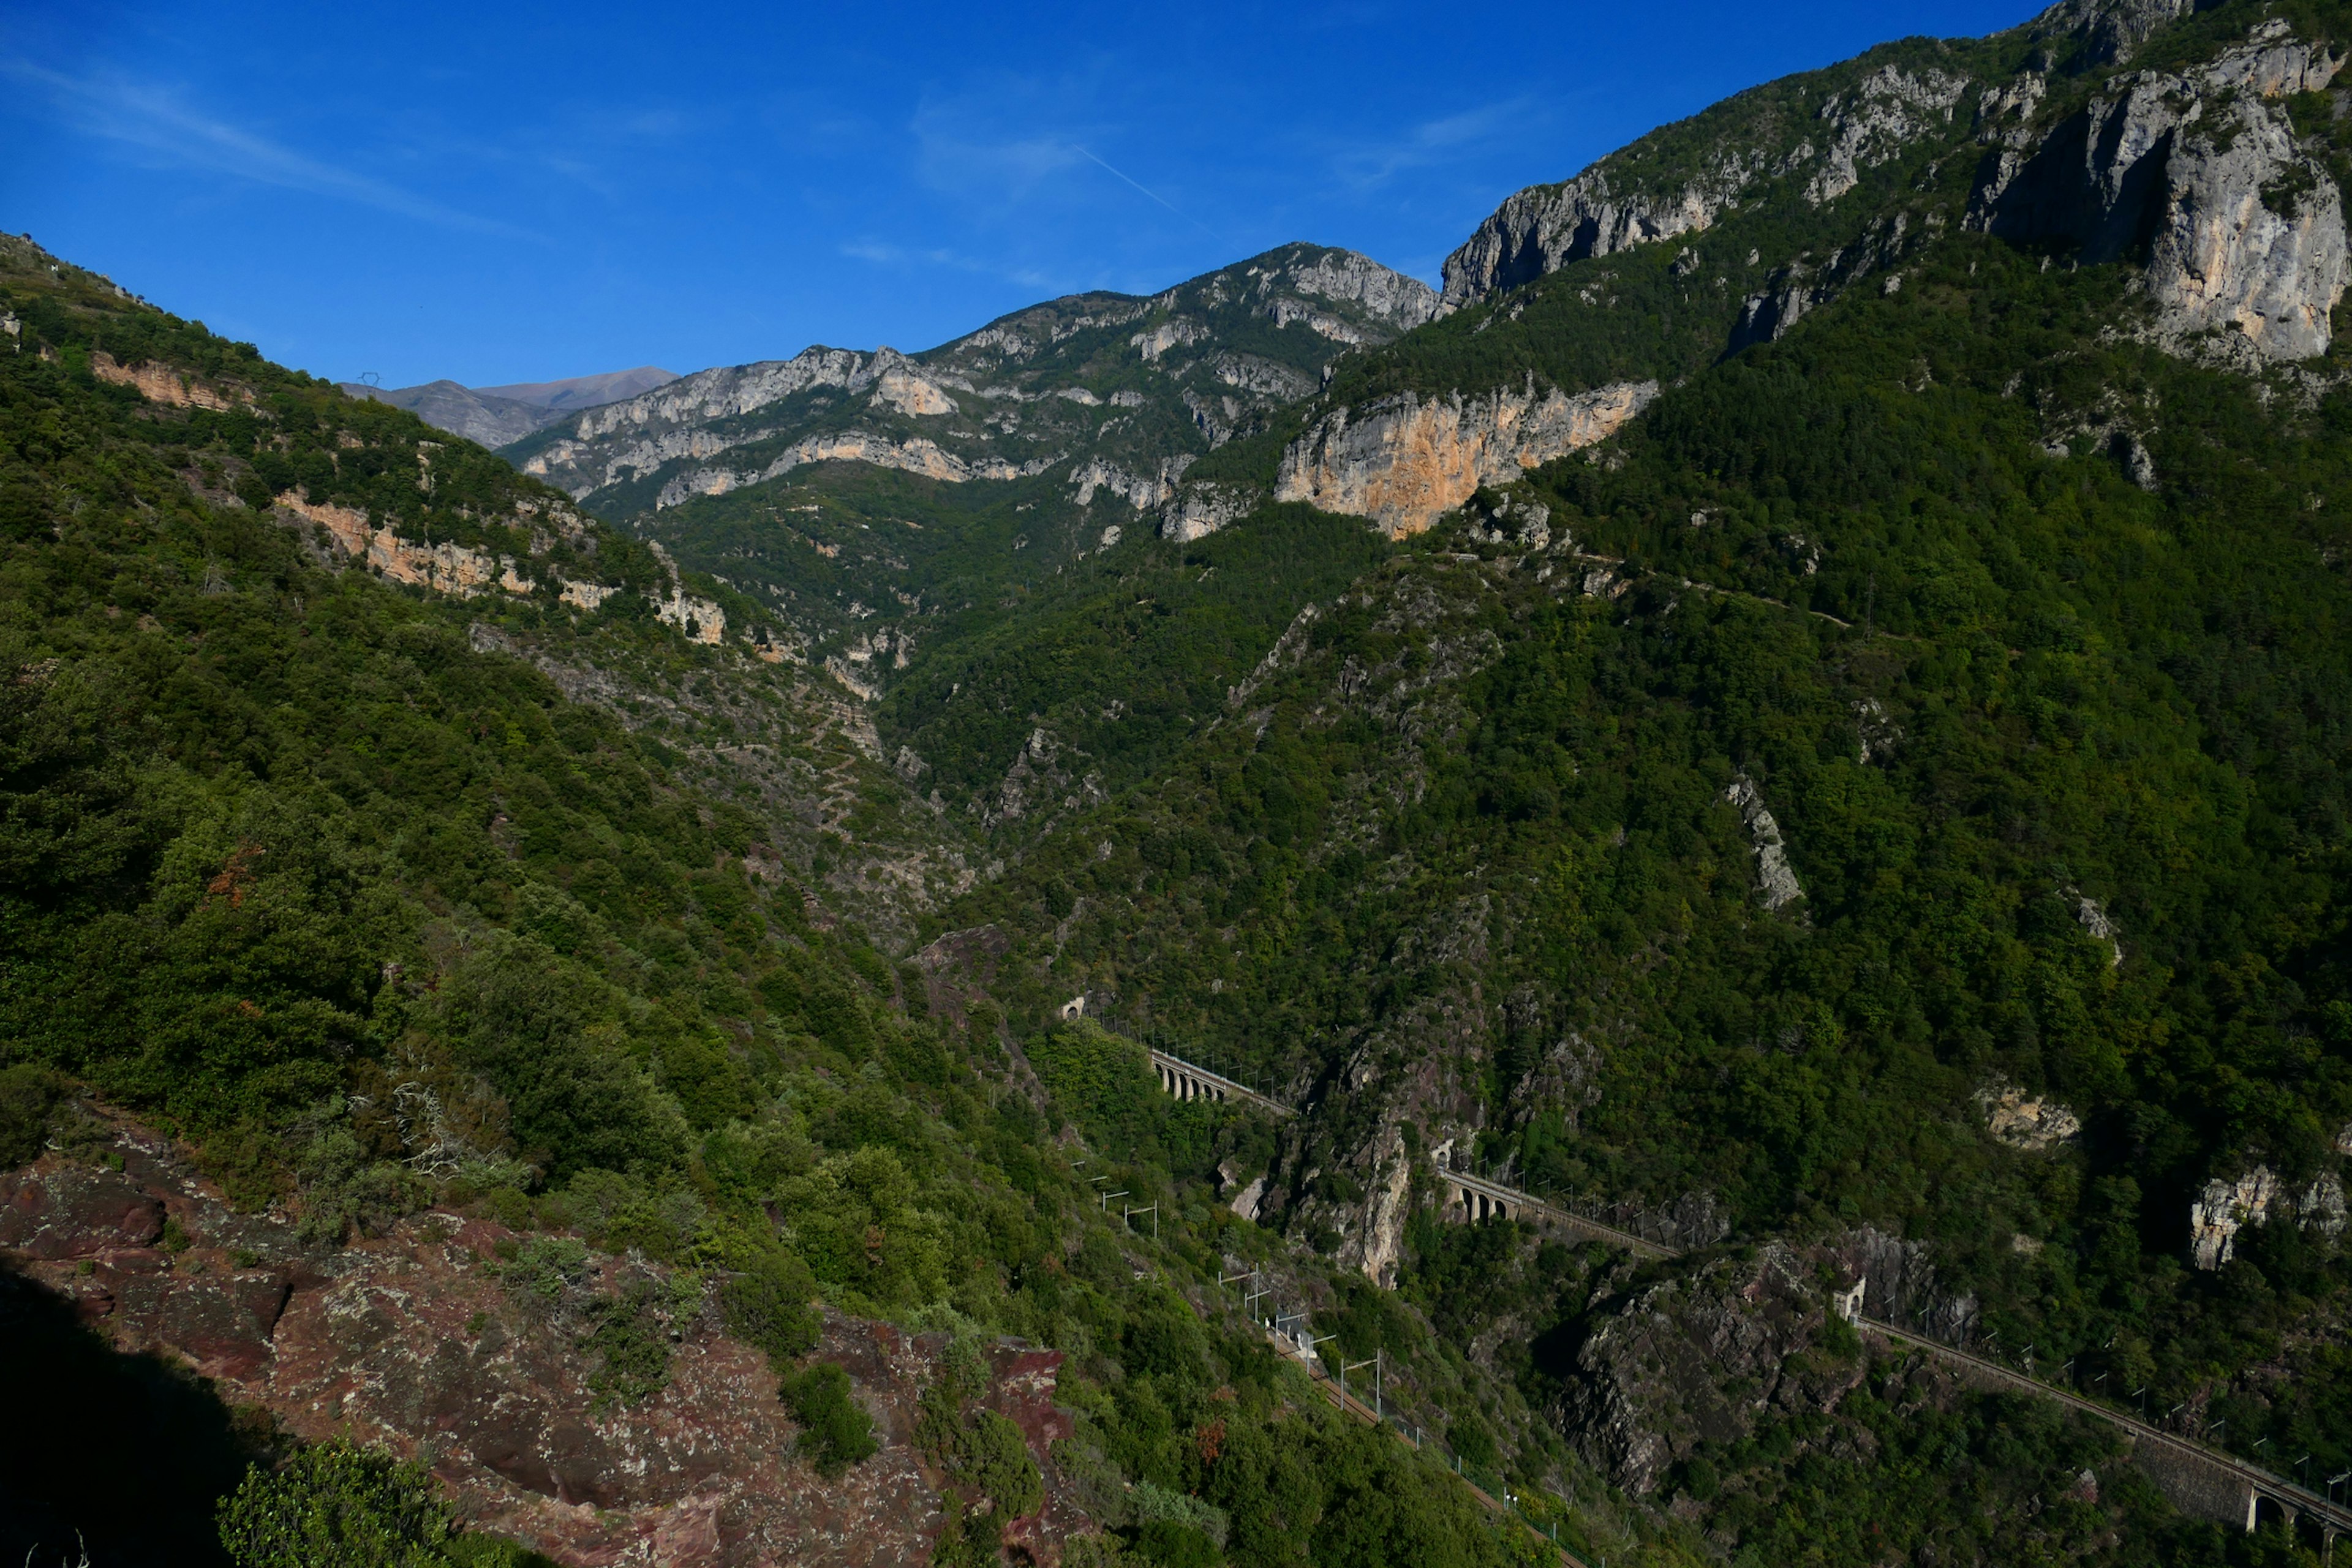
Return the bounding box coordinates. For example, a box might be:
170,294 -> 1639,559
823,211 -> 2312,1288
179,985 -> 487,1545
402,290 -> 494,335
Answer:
0,1118 -> 1089,1566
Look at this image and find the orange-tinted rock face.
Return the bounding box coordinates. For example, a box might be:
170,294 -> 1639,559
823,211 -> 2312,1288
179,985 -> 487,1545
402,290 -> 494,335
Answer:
1275,379 -> 1656,537
89,352 -> 246,410
277,492 -> 538,600
2,1124 -> 1090,1568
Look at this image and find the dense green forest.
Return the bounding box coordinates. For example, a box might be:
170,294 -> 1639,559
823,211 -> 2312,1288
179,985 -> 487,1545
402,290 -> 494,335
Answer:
0,241 -> 1582,1568
941,220 -> 2352,1501
10,0 -> 2352,1564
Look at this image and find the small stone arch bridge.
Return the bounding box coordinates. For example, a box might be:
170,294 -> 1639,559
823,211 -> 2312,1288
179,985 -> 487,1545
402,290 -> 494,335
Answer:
1145,1049 -> 1295,1119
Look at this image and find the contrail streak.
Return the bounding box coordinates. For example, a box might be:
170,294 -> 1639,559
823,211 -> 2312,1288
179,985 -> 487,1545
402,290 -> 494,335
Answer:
1072,145 -> 1226,243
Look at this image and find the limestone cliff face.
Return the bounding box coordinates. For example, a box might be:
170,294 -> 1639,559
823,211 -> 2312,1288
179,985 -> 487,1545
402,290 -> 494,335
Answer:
1970,24 -> 2348,361
2146,72 -> 2348,359
274,484 -> 732,650
1069,453 -> 1194,510
2187,1163 -> 2350,1268
1806,66 -> 1970,205
1441,160 -> 1760,309
1439,63 -> 1966,307
90,351 -> 247,412
1279,248 -> 1441,328
1441,6 -> 2347,372
1156,481 -> 1259,543
521,347 -> 900,499
652,432 -> 1059,510
281,492 -> 540,600
1273,379 -> 1657,536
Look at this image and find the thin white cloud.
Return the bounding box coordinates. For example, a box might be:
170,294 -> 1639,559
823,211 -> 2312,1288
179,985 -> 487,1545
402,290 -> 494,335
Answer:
1330,97 -> 1540,190
914,126 -> 1086,202
3,60 -> 541,240
840,238 -> 1057,293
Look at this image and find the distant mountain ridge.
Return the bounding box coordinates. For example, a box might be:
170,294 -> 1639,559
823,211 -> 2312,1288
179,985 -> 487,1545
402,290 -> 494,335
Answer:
12,1 -> 2352,1562
473,366 -> 677,409
503,244 -> 1437,521
341,366 -> 677,450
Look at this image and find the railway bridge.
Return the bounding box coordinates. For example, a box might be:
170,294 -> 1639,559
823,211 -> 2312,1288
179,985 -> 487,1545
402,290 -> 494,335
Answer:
1144,1048 -> 1294,1118
1139,1045 -> 2349,1545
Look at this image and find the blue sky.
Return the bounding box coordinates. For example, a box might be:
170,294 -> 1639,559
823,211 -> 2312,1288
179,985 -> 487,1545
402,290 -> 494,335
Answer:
4,1 -> 2038,389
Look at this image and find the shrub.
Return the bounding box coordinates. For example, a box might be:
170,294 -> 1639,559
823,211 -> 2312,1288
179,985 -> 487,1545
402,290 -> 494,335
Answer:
1131,1520 -> 1218,1568
504,1237 -> 588,1302
719,1254 -> 821,1369
959,1409 -> 1044,1520
779,1362 -> 877,1477
0,1064 -> 61,1166
580,1280 -> 671,1412
216,1441 -> 453,1568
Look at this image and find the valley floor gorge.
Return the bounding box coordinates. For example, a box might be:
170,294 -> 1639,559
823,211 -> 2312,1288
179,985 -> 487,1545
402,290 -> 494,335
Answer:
10,1 -> 2352,1565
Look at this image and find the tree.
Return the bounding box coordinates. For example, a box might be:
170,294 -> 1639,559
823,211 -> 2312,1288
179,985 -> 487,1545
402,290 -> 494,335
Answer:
216,1442 -> 453,1568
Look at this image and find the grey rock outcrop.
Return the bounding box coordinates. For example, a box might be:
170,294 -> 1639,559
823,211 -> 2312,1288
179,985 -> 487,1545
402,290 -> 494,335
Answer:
2304,1172 -> 2348,1240
1807,66 -> 1971,205
1273,377 -> 1656,536
2190,1166 -> 2282,1268
1283,247 -> 1442,326
2074,891 -> 2124,963
2188,1162 -> 2349,1267
2034,0 -> 2203,66
1158,483 -> 1260,543
1441,156 -> 1763,307
1724,775 -> 1804,910
1976,1079 -> 2083,1150
2146,80 -> 2348,360
1971,25 -> 2349,363
1558,1246 -> 1860,1494
1071,454 -> 1194,510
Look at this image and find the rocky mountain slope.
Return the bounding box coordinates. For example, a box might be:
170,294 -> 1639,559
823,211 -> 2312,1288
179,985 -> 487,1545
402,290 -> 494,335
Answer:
717,0 -> 2352,847
1142,1 -> 2352,546
520,247 -> 1438,747
506,245 -> 1434,522
473,366 -> 679,411
778,0 -> 2352,1558
0,234 -> 1572,1568
12,1 -> 2352,1566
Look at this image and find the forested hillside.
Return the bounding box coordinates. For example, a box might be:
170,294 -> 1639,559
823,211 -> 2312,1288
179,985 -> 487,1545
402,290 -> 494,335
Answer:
0,239 -> 1575,1568
9,0 -> 2352,1565
870,0 -> 2352,1560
